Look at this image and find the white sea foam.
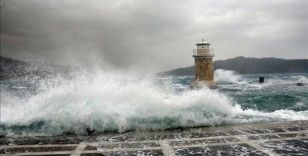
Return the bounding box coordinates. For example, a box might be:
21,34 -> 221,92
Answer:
292,75 -> 308,83
235,109 -> 308,122
214,69 -> 246,84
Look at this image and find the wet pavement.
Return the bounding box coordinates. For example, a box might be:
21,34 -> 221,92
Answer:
1,120 -> 308,155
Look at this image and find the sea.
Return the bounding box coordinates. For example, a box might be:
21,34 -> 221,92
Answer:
0,69 -> 308,136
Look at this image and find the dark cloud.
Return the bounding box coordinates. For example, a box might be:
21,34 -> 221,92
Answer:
1,0 -> 307,71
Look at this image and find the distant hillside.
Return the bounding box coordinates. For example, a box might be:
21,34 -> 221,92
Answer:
162,57 -> 308,76
2,56 -> 308,79
0,55 -> 74,80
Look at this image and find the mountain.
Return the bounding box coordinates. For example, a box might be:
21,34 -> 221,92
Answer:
161,57 -> 308,76
2,56 -> 308,79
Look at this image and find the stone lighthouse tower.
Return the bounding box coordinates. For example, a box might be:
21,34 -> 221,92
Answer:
192,39 -> 216,88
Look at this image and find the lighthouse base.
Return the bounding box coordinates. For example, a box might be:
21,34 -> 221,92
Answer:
190,81 -> 218,89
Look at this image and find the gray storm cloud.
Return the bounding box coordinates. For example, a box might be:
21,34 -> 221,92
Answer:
1,0 -> 307,71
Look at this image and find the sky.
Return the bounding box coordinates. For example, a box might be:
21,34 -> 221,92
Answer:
1,0 -> 307,71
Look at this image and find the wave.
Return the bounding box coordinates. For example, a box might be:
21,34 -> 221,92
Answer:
1,70 -> 308,136
0,70 -> 238,135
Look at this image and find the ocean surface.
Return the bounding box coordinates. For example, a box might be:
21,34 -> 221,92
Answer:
0,69 -> 308,136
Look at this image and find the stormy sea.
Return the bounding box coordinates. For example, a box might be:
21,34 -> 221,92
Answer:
0,69 -> 308,136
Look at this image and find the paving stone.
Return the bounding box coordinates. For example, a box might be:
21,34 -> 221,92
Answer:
277,133 -> 298,138
224,129 -> 243,135
247,134 -> 280,140
81,154 -> 105,156
1,146 -> 76,153
242,129 -> 270,134
170,137 -> 240,146
97,142 -> 160,150
85,145 -> 99,151
174,143 -> 268,156
104,150 -> 164,156
1,136 -> 86,145
31,155 -> 70,156
287,127 -> 304,131
267,128 -> 286,133
261,139 -> 308,156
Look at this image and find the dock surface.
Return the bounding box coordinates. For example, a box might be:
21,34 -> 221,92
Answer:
1,120 -> 308,155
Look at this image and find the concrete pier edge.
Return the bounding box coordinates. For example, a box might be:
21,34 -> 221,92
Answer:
1,120 -> 308,156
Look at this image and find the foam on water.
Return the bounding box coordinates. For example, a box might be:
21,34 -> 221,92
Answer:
1,70 -> 308,136
215,69 -> 246,84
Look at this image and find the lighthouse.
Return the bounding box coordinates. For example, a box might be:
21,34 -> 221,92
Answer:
192,39 -> 216,88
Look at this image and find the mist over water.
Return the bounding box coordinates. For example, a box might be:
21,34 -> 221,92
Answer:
1,68 -> 308,136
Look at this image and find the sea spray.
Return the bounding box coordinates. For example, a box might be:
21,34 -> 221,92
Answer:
1,70 -> 240,135
214,69 -> 245,84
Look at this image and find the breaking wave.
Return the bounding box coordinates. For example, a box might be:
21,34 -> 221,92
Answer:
1,70 -> 308,136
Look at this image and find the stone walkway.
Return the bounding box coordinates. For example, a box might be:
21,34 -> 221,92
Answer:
1,120 -> 308,155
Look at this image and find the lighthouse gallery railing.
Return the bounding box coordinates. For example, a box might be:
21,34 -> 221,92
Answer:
193,48 -> 214,57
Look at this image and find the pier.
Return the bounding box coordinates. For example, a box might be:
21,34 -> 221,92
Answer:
1,120 -> 308,155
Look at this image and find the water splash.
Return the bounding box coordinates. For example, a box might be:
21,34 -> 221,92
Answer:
1,70 -> 240,135
214,69 -> 246,84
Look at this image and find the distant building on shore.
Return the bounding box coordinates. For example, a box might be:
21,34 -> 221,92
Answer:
191,39 -> 216,88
